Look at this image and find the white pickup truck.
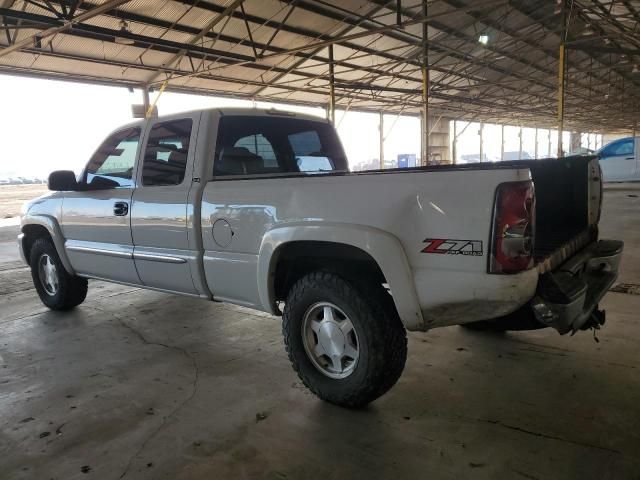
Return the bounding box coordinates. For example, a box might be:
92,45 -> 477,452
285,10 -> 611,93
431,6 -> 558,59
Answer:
19,108 -> 623,407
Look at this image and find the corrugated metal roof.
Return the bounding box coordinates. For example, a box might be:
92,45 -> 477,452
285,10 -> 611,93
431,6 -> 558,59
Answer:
0,0 -> 638,131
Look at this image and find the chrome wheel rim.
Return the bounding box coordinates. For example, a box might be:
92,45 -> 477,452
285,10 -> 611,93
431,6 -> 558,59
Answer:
301,302 -> 359,379
38,254 -> 59,296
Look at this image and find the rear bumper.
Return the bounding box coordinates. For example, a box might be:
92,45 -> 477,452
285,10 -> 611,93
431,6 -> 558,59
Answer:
531,239 -> 623,334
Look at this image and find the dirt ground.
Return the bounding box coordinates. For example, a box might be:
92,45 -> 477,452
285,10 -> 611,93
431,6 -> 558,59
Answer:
0,184 -> 48,219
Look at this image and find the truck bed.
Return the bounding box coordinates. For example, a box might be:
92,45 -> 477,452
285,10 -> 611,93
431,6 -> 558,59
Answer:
349,155 -> 599,273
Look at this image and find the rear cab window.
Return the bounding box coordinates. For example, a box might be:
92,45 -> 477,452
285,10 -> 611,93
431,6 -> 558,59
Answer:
213,115 -> 347,177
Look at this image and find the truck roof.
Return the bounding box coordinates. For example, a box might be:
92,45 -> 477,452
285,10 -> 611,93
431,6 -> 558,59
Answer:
116,107 -> 329,131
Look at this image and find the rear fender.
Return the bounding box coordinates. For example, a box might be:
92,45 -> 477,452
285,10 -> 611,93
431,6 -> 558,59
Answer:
258,223 -> 425,330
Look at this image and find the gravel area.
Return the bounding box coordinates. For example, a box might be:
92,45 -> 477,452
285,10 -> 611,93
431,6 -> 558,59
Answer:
0,184 -> 48,219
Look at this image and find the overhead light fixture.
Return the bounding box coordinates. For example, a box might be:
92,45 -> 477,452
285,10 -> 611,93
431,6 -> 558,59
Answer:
478,34 -> 489,45
633,65 -> 640,74
114,20 -> 135,45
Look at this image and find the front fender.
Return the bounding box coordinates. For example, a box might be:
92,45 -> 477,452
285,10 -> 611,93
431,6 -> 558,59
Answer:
21,214 -> 75,274
257,222 -> 424,331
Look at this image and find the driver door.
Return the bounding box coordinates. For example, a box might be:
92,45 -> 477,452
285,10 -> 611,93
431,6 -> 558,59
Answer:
61,126 -> 142,284
599,138 -> 635,181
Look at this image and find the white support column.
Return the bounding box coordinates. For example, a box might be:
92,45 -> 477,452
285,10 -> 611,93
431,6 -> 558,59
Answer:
518,126 -> 523,160
479,122 -> 484,162
452,120 -> 457,164
142,86 -> 150,113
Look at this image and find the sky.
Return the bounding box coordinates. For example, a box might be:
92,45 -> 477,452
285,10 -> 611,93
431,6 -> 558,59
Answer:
0,73 -> 421,179
0,73 -> 603,180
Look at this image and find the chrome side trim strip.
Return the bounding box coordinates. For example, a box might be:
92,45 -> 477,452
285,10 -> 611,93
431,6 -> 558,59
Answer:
78,274 -> 207,299
66,245 -> 133,259
133,252 -> 188,264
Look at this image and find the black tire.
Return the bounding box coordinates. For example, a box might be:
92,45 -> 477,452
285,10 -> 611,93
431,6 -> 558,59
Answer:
282,271 -> 407,408
29,238 -> 88,310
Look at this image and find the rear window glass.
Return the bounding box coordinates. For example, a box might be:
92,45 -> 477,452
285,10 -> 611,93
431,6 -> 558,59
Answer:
213,115 -> 347,177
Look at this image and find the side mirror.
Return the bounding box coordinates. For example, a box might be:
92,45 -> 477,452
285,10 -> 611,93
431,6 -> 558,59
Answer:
48,170 -> 79,191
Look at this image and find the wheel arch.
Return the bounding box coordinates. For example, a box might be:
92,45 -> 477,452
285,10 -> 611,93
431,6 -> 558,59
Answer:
21,215 -> 74,274
257,224 -> 424,330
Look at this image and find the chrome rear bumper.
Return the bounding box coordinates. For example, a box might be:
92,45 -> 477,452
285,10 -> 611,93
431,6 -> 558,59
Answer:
531,239 -> 623,334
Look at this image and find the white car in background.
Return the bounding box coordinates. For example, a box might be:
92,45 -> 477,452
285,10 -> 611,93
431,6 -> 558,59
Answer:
598,137 -> 639,182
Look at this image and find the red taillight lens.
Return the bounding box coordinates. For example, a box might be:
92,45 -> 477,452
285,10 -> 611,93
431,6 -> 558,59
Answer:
489,181 -> 536,274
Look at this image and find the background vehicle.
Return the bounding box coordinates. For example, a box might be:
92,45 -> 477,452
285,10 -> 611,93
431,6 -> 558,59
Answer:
597,136 -> 640,181
18,108 -> 622,407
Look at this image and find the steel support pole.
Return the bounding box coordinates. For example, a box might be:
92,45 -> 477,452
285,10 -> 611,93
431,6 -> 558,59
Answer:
328,44 -> 336,125
379,112 -> 384,169
534,128 -> 538,159
421,0 -> 429,166
557,5 -> 566,158
500,124 -> 505,161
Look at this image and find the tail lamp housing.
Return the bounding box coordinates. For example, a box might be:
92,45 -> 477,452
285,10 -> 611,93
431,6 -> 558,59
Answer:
489,181 -> 536,274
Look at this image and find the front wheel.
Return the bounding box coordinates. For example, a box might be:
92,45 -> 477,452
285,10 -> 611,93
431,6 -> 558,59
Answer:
29,238 -> 88,310
282,271 -> 407,408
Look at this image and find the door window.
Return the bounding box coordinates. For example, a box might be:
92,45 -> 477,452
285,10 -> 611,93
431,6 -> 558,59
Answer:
142,119 -> 193,186
85,128 -> 140,188
601,138 -> 634,157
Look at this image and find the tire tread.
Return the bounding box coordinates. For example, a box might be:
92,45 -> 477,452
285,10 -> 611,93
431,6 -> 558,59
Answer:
282,271 -> 407,408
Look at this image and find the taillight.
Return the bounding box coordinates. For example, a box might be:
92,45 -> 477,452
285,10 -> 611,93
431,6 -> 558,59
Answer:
489,181 -> 536,274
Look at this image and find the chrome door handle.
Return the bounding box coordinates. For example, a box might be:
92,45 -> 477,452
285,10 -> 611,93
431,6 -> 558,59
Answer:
113,202 -> 129,216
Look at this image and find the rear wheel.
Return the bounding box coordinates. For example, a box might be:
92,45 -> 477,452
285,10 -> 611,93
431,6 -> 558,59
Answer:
282,271 -> 407,408
29,238 -> 88,310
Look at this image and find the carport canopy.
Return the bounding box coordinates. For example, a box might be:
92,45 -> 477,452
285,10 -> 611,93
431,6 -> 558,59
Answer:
0,0 -> 639,133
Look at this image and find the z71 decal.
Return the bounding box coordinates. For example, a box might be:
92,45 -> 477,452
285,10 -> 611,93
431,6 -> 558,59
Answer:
421,239 -> 483,256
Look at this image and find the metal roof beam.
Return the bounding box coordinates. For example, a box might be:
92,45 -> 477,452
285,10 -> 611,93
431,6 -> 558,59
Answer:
0,0 -> 130,58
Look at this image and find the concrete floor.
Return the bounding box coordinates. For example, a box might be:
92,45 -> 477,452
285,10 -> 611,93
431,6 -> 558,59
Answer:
1,186 -> 639,480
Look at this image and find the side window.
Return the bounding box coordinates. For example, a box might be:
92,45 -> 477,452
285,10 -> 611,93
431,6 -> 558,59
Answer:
142,119 -> 193,186
601,139 -> 634,157
289,130 -> 334,172
213,116 -> 347,177
85,128 -> 140,188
